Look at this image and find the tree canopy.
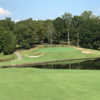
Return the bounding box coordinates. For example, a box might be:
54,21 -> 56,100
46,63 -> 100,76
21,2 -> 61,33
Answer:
0,11 -> 100,55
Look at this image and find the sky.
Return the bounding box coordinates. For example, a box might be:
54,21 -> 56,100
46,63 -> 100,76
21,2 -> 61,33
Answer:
0,0 -> 100,21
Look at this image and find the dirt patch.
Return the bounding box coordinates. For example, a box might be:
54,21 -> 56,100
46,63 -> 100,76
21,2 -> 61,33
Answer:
14,52 -> 22,60
29,45 -> 43,51
29,47 -> 39,51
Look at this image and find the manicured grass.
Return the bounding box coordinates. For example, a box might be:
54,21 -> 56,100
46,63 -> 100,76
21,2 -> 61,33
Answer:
0,68 -> 100,100
0,45 -> 100,66
0,53 -> 16,61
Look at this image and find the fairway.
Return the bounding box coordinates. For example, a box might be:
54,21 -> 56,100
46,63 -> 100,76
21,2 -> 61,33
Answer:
0,68 -> 100,100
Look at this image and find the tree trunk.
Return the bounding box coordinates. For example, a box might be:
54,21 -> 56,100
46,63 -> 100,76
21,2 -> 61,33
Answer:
69,64 -> 71,69
68,31 -> 70,45
77,32 -> 80,47
50,31 -> 53,44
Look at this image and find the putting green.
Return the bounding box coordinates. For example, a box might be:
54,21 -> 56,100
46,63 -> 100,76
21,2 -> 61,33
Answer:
0,46 -> 100,66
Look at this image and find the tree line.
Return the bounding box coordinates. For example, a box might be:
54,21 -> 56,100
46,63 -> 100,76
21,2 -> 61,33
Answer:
0,10 -> 100,55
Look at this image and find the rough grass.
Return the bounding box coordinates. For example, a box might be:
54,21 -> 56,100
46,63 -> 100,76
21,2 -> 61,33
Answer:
0,46 -> 100,66
0,68 -> 100,100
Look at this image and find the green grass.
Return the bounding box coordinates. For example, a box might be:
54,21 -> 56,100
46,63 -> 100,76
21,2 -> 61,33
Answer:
0,45 -> 100,66
0,53 -> 16,61
0,68 -> 100,100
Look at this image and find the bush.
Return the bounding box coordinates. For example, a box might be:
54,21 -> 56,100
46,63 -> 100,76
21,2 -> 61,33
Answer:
0,31 -> 16,55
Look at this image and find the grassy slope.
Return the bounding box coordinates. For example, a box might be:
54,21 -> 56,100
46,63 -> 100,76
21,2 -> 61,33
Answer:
0,53 -> 16,61
0,46 -> 100,66
0,68 -> 100,100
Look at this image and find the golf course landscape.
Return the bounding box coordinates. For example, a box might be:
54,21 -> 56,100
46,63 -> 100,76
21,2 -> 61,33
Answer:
1,0 -> 100,99
0,45 -> 100,67
0,45 -> 100,100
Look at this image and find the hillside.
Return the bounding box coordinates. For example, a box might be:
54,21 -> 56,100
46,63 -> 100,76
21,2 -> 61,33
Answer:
0,45 -> 100,67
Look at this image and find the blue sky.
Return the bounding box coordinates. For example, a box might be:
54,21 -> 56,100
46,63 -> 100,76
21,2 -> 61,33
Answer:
0,0 -> 100,21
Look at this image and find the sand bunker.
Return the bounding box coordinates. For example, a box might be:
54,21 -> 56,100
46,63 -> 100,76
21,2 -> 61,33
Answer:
26,53 -> 44,58
74,47 -> 95,54
82,51 -> 93,54
28,56 -> 40,58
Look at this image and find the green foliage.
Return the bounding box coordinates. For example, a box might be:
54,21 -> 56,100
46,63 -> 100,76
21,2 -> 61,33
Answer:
15,19 -> 38,49
44,20 -> 55,44
0,31 -> 16,55
53,17 -> 65,43
1,10 -> 100,55
0,18 -> 16,55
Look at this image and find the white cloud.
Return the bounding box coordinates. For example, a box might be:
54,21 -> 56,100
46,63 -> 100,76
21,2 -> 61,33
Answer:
0,8 -> 11,16
14,19 -> 21,22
